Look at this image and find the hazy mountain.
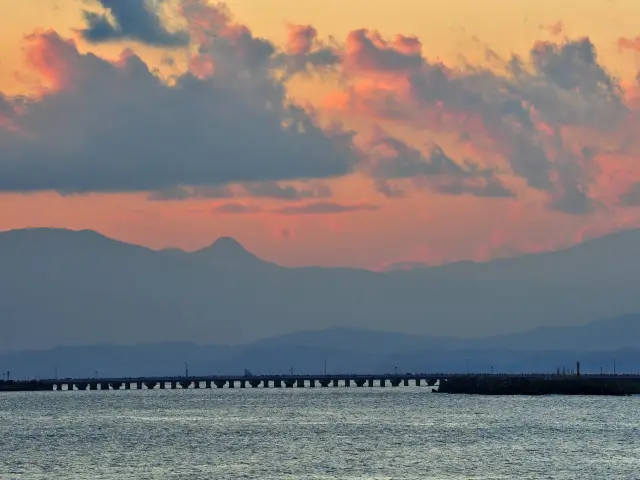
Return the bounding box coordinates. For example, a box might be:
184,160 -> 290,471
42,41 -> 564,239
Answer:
2,227 -> 640,352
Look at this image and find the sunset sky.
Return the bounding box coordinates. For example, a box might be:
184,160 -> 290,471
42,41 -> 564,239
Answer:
2,0 -> 640,268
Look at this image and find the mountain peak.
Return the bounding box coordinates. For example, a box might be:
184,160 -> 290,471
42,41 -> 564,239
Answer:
192,236 -> 272,269
209,236 -> 247,253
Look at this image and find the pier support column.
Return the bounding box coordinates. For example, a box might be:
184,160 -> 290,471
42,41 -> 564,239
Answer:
391,379 -> 400,387
274,380 -> 282,388
125,382 -> 131,390
296,379 -> 305,388
193,381 -> 200,389
171,381 -> 178,389
250,380 -> 260,388
100,382 -> 109,390
368,379 -> 374,387
159,382 -> 165,389
332,379 -> 339,387
145,382 -> 157,390
285,380 -> 295,388
228,381 -> 235,388
214,380 -> 226,388
240,381 -> 246,388
205,381 -> 212,389
415,378 -> 420,387
262,380 -> 270,388
320,379 -> 330,387
309,379 -> 315,388
179,381 -> 191,389
355,379 -> 365,387
344,379 -> 351,387
380,379 -> 386,387
111,382 -> 122,390
136,382 -> 143,390
403,379 -> 409,386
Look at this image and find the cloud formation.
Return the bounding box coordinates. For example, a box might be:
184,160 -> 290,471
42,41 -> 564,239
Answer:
149,181 -> 332,201
0,4 -> 357,193
365,132 -> 514,198
326,29 -> 633,214
273,202 -> 379,215
80,0 -> 189,46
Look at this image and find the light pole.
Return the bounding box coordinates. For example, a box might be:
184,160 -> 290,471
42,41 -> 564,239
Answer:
394,365 -> 398,375
184,362 -> 189,378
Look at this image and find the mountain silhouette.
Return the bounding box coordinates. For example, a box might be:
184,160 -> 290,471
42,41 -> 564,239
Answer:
1,227 -> 640,352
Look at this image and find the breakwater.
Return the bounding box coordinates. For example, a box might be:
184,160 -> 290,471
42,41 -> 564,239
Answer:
2,373 -> 640,395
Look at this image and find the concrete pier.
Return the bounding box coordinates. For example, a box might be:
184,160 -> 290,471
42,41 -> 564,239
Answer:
3,373 -> 640,395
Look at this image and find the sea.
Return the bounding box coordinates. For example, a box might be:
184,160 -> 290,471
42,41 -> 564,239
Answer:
0,388 -> 638,479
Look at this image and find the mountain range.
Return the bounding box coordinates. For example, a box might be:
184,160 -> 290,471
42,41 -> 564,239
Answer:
1,227 -> 640,353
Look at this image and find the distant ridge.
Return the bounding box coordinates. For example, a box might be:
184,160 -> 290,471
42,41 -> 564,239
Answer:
2,226 -> 640,351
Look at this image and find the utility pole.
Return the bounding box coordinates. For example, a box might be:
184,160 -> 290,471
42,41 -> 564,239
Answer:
613,359 -> 617,375
184,362 -> 189,378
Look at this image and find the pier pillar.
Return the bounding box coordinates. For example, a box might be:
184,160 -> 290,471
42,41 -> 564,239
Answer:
415,378 -> 420,386
240,380 -> 246,388
228,381 -> 235,388
89,383 -> 98,390
145,382 -> 157,390
380,379 -> 386,387
403,379 -> 409,386
274,380 -> 282,388
296,379 -> 305,388
67,383 -> 74,391
205,381 -> 212,389
100,382 -> 109,390
159,382 -> 165,389
309,379 -> 315,388
344,379 -> 351,387
136,382 -> 143,390
285,380 -> 295,388
193,381 -> 200,389
391,379 -> 400,387
179,381 -> 191,389
332,379 -> 339,387
355,379 -> 365,387
214,380 -> 226,388
262,380 -> 270,388
368,378 -> 374,387
250,380 -> 260,388
111,382 -> 122,390
320,379 -> 330,387
125,382 -> 131,390
171,381 -> 178,389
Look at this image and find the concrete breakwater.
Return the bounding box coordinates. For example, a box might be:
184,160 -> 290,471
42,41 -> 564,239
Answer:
1,373 -> 640,395
436,375 -> 640,395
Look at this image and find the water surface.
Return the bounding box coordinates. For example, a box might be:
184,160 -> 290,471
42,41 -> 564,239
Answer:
1,389 -> 638,479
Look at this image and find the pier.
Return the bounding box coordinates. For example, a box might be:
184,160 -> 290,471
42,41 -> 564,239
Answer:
2,373 -> 640,395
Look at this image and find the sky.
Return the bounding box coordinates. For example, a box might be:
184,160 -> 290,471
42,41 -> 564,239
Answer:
2,0 -> 640,269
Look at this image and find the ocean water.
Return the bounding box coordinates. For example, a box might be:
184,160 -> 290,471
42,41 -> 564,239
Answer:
0,388 -> 638,479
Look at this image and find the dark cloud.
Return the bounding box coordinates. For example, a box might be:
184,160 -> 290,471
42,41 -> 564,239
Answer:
0,25 -> 356,193
345,29 -> 423,73
148,182 -> 332,201
619,183 -> 640,207
549,183 -> 599,215
366,133 -> 514,199
273,202 -> 379,215
80,0 -> 189,46
212,203 -> 261,214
